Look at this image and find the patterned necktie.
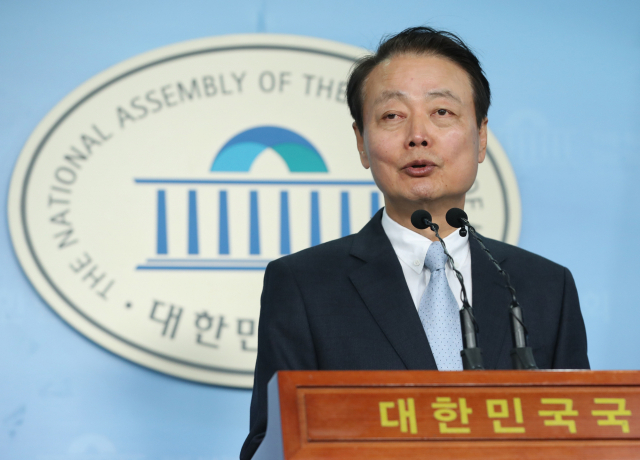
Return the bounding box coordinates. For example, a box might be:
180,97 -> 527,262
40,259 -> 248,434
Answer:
418,242 -> 463,371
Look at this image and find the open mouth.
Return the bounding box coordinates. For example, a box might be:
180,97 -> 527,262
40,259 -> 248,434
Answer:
403,160 -> 436,176
404,159 -> 435,168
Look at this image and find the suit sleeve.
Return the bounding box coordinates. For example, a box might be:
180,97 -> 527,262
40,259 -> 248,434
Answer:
240,258 -> 318,460
552,267 -> 590,369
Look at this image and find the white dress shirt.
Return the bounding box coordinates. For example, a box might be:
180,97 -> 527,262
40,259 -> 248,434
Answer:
381,208 -> 472,310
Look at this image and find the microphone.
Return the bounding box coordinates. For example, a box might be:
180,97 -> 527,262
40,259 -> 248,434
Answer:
446,208 -> 538,370
410,209 -> 435,230
445,207 -> 468,237
410,210 -> 484,370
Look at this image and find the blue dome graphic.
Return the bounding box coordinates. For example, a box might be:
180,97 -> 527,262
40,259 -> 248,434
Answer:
210,126 -> 328,173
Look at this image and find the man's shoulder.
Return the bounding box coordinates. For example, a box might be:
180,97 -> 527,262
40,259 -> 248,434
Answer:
479,235 -> 568,275
268,210 -> 386,273
267,234 -> 359,272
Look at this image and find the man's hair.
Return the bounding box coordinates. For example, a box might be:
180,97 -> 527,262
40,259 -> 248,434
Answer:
347,26 -> 491,133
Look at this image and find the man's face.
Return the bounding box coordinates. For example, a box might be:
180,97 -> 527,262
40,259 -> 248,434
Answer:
354,53 -> 487,218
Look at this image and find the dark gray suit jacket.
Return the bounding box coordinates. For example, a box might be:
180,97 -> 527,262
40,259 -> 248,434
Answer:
240,210 -> 589,459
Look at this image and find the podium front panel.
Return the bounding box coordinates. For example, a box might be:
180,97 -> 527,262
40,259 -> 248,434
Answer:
257,370 -> 640,459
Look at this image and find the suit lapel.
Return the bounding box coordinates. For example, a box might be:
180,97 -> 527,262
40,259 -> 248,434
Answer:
470,235 -> 512,369
348,211 -> 437,370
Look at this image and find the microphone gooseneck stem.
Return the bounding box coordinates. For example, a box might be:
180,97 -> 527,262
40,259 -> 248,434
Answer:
463,220 -> 538,370
430,223 -> 470,308
426,219 -> 484,370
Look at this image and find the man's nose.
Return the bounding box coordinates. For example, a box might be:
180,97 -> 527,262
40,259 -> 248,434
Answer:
406,117 -> 429,148
408,138 -> 428,147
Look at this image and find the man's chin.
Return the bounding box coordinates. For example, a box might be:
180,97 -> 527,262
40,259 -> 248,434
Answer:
387,192 -> 466,213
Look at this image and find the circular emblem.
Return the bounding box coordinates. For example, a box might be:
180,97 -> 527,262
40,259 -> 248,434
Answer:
7,34 -> 521,388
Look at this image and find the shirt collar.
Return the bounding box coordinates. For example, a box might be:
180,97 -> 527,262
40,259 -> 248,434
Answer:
381,208 -> 470,273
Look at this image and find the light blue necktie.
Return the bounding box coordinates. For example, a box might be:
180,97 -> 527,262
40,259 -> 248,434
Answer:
418,242 -> 463,370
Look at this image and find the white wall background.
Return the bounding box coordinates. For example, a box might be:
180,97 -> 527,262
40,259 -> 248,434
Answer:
1,1 -> 639,458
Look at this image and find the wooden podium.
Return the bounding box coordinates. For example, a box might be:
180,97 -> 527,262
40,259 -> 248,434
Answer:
253,370 -> 640,459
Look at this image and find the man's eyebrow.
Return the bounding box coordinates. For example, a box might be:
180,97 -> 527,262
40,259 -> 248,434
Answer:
426,89 -> 462,103
372,90 -> 407,106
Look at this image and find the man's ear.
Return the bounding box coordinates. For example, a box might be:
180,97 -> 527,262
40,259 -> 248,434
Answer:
478,118 -> 488,163
353,122 -> 370,169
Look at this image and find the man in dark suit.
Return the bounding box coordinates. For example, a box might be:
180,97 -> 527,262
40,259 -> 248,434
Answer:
240,27 -> 589,459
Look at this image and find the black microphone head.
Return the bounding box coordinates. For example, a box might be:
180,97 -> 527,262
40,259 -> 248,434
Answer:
446,208 -> 468,228
411,209 -> 433,230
